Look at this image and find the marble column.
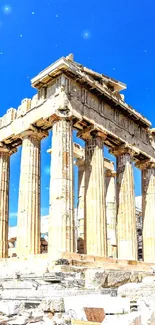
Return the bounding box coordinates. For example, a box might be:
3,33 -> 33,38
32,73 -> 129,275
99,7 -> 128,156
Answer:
17,130 -> 45,257
139,161 -> 155,262
76,158 -> 85,254
0,145 -> 15,258
85,135 -> 107,256
105,169 -> 117,258
112,147 -> 137,260
48,119 -> 74,258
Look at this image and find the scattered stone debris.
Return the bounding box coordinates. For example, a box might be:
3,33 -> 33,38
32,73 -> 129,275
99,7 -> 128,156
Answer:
55,260 -> 70,266
0,268 -> 153,324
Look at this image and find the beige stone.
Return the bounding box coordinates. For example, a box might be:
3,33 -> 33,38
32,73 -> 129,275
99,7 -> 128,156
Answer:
76,158 -> 85,254
0,54 -> 155,263
17,129 -> 46,257
84,135 -> 107,256
0,145 -> 16,258
141,162 -> 155,263
111,146 -> 137,260
48,119 -> 74,259
105,169 -> 117,258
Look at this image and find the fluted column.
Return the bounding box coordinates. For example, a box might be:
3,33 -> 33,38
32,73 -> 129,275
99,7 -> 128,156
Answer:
48,119 -> 74,258
17,129 -> 46,257
105,169 -> 117,258
136,160 -> 155,262
76,158 -> 85,254
111,147 -> 137,260
0,145 -> 15,258
85,135 -> 107,256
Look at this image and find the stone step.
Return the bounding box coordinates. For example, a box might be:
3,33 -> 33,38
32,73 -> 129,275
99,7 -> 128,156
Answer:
2,280 -> 38,290
0,272 -> 63,282
70,259 -> 152,271
0,254 -> 154,276
51,262 -> 152,273
0,288 -> 111,302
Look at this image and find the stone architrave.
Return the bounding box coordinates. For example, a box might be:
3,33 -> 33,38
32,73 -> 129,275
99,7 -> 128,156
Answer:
0,145 -> 16,258
105,169 -> 117,258
136,160 -> 155,262
17,129 -> 47,257
111,146 -> 137,260
84,134 -> 107,256
76,158 -> 85,254
48,119 -> 74,259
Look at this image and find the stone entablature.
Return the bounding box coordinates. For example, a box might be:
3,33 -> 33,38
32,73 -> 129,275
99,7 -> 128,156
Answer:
0,55 -> 154,161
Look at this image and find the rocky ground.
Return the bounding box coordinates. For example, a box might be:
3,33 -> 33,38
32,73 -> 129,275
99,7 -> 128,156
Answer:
0,259 -> 154,324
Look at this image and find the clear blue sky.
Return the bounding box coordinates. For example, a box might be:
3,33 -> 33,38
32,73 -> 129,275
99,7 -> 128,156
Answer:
0,0 -> 154,226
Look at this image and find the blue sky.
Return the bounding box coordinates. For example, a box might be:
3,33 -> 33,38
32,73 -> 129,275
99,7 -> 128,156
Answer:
0,0 -> 153,226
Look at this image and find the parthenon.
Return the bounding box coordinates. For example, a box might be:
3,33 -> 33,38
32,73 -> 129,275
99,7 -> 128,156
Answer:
0,53 -> 155,264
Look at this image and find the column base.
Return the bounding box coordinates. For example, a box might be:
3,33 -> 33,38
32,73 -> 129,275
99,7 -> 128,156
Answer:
3,251 -> 155,273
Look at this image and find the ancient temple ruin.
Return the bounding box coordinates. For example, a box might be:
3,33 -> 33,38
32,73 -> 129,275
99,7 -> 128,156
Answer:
0,53 -> 155,264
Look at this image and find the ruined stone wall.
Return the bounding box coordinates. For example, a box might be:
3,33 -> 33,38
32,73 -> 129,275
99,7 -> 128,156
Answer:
0,55 -> 154,262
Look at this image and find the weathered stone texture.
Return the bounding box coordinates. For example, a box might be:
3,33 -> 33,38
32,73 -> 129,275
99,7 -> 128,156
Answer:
85,136 -> 107,256
38,298 -> 64,313
105,170 -> 117,258
84,269 -> 148,289
142,166 -> 155,263
138,296 -> 155,325
118,280 -> 155,300
69,75 -> 153,159
0,150 -> 10,258
64,294 -> 130,318
0,301 -> 23,316
76,159 -> 85,254
17,131 -> 42,257
2,54 -> 155,272
48,119 -> 74,258
116,151 -> 137,260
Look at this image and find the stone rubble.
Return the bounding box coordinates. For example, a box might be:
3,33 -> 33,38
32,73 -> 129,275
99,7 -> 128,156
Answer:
103,312 -> 141,325
0,269 -> 153,324
85,269 -> 152,289
118,279 -> 155,300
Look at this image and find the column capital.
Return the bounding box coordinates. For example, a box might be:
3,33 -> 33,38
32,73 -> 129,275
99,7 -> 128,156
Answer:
0,143 -> 17,155
105,170 -> 116,177
19,126 -> 48,140
76,158 -> 85,168
110,144 -> 138,157
135,158 -> 155,170
77,125 -> 107,141
52,116 -> 73,125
